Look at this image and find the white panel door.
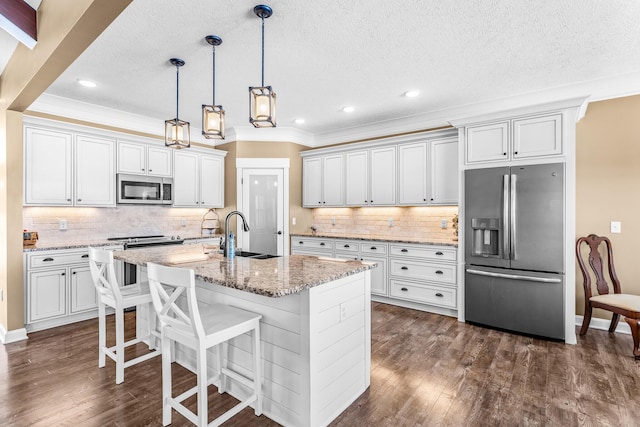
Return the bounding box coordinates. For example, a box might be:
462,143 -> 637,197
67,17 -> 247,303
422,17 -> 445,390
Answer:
24,127 -> 73,205
173,151 -> 199,206
147,146 -> 173,177
29,269 -> 67,322
370,146 -> 396,206
303,157 -> 322,207
241,168 -> 284,255
117,141 -> 146,175
70,266 -> 98,313
75,135 -> 115,206
345,150 -> 368,206
398,142 -> 428,205
429,137 -> 458,205
322,154 -> 344,206
200,154 -> 224,207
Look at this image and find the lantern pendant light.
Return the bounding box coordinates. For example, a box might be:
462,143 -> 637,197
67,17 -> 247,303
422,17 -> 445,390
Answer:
202,35 -> 225,140
249,4 -> 276,128
165,58 -> 190,149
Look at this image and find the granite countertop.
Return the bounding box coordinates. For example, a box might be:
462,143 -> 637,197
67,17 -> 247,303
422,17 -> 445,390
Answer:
22,234 -> 224,252
291,232 -> 459,247
112,244 -> 376,298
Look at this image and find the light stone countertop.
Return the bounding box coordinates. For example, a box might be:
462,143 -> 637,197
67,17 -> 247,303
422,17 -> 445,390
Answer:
22,234 -> 224,252
291,232 -> 459,247
112,244 -> 376,298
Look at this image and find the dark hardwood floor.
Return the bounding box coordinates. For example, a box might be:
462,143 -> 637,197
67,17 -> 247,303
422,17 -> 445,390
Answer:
1,302 -> 639,426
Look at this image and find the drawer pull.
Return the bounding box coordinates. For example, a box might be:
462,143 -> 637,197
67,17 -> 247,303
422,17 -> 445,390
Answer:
370,246 -> 377,250
401,287 -> 408,291
61,272 -> 65,276
435,270 -> 444,275
401,249 -> 408,253
320,242 -> 326,246
435,251 -> 444,255
299,241 -> 304,244
72,272 -> 76,275
435,293 -> 443,297
401,266 -> 408,270
43,257 -> 54,262
81,254 -> 89,258
344,244 -> 350,248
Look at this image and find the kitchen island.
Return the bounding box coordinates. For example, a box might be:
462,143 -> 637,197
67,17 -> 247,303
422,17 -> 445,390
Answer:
113,244 -> 374,427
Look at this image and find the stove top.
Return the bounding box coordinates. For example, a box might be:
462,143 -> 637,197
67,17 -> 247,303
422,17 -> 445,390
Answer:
108,235 -> 185,249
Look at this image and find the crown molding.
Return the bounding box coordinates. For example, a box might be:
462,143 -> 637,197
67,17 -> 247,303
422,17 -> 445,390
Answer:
230,125 -> 314,146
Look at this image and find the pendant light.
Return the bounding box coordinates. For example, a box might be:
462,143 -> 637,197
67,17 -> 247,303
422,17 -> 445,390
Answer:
165,58 -> 190,149
202,35 -> 225,140
249,4 -> 276,128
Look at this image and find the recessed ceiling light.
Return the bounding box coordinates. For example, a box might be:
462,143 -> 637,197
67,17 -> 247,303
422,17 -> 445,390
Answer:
404,90 -> 419,98
77,79 -> 97,88
294,118 -> 305,124
341,106 -> 355,113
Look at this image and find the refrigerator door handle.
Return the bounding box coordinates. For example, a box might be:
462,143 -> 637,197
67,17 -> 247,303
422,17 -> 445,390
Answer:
503,174 -> 510,259
467,268 -> 562,283
510,173 -> 517,260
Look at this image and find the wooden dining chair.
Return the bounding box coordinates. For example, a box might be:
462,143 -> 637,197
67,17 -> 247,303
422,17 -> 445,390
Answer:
576,234 -> 640,359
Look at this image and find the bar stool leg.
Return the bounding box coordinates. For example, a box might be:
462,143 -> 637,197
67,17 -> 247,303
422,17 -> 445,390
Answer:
147,302 -> 156,350
161,333 -> 172,426
115,308 -> 125,384
98,301 -> 106,368
217,342 -> 227,394
197,346 -> 209,426
253,325 -> 263,416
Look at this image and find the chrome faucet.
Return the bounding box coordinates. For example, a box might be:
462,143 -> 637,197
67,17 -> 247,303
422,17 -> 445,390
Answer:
224,210 -> 250,257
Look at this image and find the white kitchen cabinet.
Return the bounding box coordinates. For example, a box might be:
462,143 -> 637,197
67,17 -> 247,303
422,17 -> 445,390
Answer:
24,127 -> 73,205
302,155 -> 344,207
344,146 -> 396,206
24,125 -> 116,207
70,266 -> 97,313
290,236 -> 334,255
174,150 -> 225,208
465,113 -> 563,164
398,142 -> 428,205
429,137 -> 458,204
75,135 -> 115,206
345,150 -> 368,206
28,268 -> 67,322
117,141 -> 172,177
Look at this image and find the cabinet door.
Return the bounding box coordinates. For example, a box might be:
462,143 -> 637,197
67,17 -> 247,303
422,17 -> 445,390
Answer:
28,269 -> 67,322
147,146 -> 173,177
200,154 -> 224,208
322,154 -> 344,206
70,266 -> 97,313
362,255 -> 388,296
465,121 -> 509,164
173,151 -> 200,206
345,150 -> 369,206
75,135 -> 115,206
370,146 -> 396,205
117,141 -> 146,175
512,113 -> 562,159
302,157 -> 322,207
24,127 -> 73,205
429,137 -> 458,205
398,142 -> 428,205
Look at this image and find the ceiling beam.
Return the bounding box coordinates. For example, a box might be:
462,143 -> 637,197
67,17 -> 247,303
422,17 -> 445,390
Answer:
0,0 -> 37,49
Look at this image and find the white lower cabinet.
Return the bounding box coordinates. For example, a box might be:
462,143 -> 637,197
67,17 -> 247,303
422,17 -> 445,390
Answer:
25,246 -> 123,332
291,236 -> 458,315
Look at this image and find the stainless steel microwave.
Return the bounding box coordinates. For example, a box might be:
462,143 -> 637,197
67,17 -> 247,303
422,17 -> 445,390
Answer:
116,174 -> 173,205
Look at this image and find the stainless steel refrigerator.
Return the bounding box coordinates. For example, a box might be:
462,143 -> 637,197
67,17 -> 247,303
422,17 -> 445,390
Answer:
464,163 -> 565,340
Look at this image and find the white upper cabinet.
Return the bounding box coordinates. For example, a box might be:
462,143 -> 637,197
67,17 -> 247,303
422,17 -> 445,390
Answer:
24,127 -> 73,205
345,150 -> 368,206
302,154 -> 344,207
398,142 -> 428,205
369,146 -> 396,206
74,135 -> 115,206
429,137 -> 458,204
24,125 -> 116,207
173,150 -> 225,208
465,113 -> 563,164
117,141 -> 172,177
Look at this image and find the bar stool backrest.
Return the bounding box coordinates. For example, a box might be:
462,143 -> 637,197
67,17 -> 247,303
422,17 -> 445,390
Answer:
88,247 -> 122,304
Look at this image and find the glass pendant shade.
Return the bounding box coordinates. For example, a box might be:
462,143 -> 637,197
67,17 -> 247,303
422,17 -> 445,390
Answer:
165,58 -> 190,149
202,104 -> 225,138
249,86 -> 276,128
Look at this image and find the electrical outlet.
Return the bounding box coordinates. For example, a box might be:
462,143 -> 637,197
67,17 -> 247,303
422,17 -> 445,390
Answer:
292,217 -> 296,225
340,304 -> 347,322
331,217 -> 336,225
180,218 -> 187,227
388,218 -> 394,227
59,219 -> 67,230
441,219 -> 447,229
611,221 -> 621,233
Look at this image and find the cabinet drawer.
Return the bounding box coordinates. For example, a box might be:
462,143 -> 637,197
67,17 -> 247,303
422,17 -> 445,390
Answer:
360,242 -> 388,255
29,251 -> 90,268
389,244 -> 456,261
390,280 -> 457,309
291,237 -> 333,251
389,259 -> 456,284
334,240 -> 360,253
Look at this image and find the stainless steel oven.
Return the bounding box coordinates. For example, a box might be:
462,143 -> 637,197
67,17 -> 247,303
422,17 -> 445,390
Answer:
116,174 -> 173,205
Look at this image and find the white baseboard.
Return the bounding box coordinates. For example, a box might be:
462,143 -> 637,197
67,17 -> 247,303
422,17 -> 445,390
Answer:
575,315 -> 631,335
0,324 -> 29,344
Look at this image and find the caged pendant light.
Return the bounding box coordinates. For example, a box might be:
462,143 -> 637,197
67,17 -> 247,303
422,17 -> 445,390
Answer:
249,4 -> 276,128
165,58 -> 190,149
202,35 -> 225,140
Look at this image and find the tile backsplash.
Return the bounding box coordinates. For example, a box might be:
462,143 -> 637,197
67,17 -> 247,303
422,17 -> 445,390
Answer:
23,206 -> 221,244
311,206 -> 459,243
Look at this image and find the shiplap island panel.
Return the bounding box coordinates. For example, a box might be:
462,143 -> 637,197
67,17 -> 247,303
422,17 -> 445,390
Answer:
113,245 -> 374,427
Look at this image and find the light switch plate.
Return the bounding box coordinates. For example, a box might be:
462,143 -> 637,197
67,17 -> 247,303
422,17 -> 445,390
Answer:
59,219 -> 67,230
441,219 -> 447,229
611,221 -> 621,233
388,218 -> 394,227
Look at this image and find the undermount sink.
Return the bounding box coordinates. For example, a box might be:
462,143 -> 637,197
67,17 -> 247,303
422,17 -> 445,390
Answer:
235,251 -> 280,259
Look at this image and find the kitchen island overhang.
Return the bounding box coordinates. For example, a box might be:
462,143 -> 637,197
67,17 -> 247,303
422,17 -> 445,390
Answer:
113,245 -> 375,427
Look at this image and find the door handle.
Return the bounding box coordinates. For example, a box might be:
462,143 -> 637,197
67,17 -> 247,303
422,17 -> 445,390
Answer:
401,266 -> 408,270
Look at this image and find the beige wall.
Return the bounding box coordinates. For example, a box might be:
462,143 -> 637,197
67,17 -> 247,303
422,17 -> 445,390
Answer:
575,94 -> 640,318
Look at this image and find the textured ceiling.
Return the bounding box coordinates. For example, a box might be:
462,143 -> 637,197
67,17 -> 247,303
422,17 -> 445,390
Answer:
22,1 -> 640,137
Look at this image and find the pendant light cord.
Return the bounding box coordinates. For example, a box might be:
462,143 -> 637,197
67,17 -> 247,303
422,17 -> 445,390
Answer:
261,15 -> 265,87
175,64 -> 180,119
212,45 -> 216,104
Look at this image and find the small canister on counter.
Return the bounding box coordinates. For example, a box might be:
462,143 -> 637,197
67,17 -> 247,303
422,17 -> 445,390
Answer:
23,230 -> 38,248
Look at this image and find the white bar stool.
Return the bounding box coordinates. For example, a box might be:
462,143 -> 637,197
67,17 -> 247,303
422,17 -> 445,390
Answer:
88,247 -> 161,384
146,262 -> 263,427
